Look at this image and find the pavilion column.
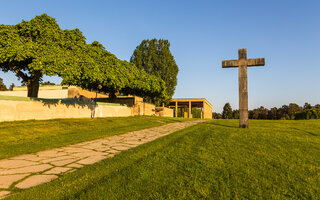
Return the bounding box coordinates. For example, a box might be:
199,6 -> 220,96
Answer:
201,108 -> 203,119
184,106 -> 188,118
188,101 -> 192,118
175,101 -> 178,118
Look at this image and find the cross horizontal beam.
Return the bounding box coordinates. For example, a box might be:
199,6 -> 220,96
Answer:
222,60 -> 239,68
222,58 -> 265,68
247,58 -> 265,66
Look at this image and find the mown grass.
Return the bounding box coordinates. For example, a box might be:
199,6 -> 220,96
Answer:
0,116 -> 192,159
7,119 -> 320,199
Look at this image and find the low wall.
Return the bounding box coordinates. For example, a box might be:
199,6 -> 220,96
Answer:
96,97 -> 155,116
68,88 -> 108,99
155,107 -> 174,117
96,97 -> 135,107
0,100 -> 132,122
0,90 -> 69,99
134,102 -> 155,116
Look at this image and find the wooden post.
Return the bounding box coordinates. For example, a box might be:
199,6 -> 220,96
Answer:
222,49 -> 265,128
238,49 -> 248,128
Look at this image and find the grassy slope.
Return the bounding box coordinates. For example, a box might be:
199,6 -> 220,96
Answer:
7,119 -> 320,199
0,116 -> 192,159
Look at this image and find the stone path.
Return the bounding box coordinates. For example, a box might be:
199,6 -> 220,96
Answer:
0,120 -> 204,199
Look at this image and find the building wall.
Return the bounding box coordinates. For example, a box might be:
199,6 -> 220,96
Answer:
203,101 -> 213,119
0,100 -> 132,122
155,107 -> 174,117
95,96 -> 155,116
0,90 -> 69,99
68,88 -> 108,99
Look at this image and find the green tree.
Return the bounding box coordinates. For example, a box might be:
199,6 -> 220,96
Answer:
232,109 -> 239,119
268,107 -> 278,120
0,14 -> 89,97
303,102 -> 312,110
0,78 -> 7,91
258,106 -> 269,119
212,112 -> 222,119
8,83 -> 15,91
130,39 -> 179,104
62,41 -> 168,101
41,81 -> 55,86
288,103 -> 302,119
222,103 -> 233,119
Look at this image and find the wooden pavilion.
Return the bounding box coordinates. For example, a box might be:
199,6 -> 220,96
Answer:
168,98 -> 212,119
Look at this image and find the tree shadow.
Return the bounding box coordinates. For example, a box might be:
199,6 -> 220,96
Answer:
291,127 -> 318,136
202,121 -> 237,128
31,98 -> 98,111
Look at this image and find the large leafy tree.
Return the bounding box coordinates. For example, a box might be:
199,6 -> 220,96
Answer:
62,41 -> 168,100
0,14 -> 88,97
130,39 -> 179,103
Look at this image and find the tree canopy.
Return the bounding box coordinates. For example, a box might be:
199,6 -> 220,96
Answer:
130,39 -> 179,104
61,41 -> 168,100
222,103 -> 233,119
0,13 -> 89,97
0,14 -> 168,100
218,102 -> 319,120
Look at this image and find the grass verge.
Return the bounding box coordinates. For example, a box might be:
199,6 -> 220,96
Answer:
0,116 -> 193,159
7,119 -> 320,199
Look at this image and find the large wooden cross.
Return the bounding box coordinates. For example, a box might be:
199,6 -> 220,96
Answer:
222,49 -> 265,128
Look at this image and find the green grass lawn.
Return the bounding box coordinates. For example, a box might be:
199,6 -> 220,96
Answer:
0,116 -> 192,159
7,119 -> 320,199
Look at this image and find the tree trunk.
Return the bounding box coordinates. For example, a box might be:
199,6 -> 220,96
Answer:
27,72 -> 41,98
108,91 -> 117,102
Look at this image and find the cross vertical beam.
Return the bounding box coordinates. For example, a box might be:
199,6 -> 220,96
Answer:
238,49 -> 248,128
222,49 -> 265,128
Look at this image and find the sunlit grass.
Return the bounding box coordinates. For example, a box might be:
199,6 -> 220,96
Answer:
7,119 -> 320,199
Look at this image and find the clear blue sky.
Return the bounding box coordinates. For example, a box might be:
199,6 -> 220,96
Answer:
1,0 -> 319,112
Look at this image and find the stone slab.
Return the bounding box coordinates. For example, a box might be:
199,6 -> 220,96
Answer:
44,167 -> 72,175
15,175 -> 58,189
77,155 -> 106,165
41,156 -> 75,164
50,159 -> 78,166
0,160 -> 38,169
0,164 -> 52,175
66,163 -> 83,168
0,174 -> 29,188
0,191 -> 11,199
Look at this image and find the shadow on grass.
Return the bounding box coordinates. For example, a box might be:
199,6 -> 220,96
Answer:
202,121 -> 238,128
291,127 -> 318,136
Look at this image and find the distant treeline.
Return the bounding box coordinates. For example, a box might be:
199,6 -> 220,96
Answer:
213,102 -> 320,120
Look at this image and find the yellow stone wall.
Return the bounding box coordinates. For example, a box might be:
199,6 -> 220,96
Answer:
155,107 -> 174,117
0,100 -> 132,122
134,102 -> 155,116
203,101 -> 213,119
68,87 -> 108,99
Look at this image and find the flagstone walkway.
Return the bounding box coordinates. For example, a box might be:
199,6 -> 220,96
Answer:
0,120 -> 204,199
